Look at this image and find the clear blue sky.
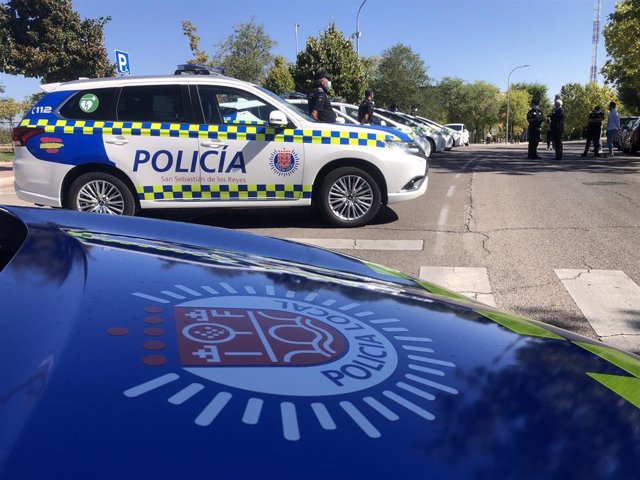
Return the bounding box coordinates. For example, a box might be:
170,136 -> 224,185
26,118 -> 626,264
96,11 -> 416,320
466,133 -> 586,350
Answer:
0,0 -> 619,104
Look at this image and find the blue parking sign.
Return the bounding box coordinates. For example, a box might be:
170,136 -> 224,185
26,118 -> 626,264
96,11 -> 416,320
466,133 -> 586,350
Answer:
115,50 -> 130,75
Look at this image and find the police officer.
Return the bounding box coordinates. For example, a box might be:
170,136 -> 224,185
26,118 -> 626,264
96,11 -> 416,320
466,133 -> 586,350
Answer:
357,89 -> 375,124
308,71 -> 337,123
550,99 -> 564,160
581,105 -> 605,157
526,98 -> 544,159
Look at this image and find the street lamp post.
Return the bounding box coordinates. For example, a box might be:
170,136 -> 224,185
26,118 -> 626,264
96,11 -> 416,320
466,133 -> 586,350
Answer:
506,64 -> 530,144
295,24 -> 300,57
355,0 -> 368,55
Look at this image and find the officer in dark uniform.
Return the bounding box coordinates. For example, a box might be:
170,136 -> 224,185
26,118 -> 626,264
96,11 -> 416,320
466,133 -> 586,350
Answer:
357,89 -> 375,124
550,99 -> 564,160
581,105 -> 605,157
308,71 -> 337,123
526,98 -> 544,159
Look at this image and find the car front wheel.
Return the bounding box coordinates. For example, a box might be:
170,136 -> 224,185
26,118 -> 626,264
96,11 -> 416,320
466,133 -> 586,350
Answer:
318,167 -> 381,227
68,172 -> 136,216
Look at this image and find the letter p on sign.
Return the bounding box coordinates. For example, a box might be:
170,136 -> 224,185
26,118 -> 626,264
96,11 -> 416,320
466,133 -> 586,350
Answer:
115,50 -> 130,75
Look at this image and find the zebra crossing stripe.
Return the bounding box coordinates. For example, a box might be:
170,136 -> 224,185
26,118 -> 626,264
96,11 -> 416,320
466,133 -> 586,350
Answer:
418,267 -> 496,307
555,269 -> 640,352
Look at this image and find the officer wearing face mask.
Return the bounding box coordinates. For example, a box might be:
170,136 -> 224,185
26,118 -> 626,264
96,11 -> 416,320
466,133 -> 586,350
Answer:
308,71 -> 337,123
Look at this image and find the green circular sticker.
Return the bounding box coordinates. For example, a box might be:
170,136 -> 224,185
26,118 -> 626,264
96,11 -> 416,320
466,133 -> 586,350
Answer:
79,94 -> 99,113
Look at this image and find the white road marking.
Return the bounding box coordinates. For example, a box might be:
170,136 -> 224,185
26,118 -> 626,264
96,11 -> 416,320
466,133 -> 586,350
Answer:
437,207 -> 449,226
419,266 -> 496,307
285,238 -> 423,250
555,269 -> 640,352
446,185 -> 455,198
433,232 -> 446,256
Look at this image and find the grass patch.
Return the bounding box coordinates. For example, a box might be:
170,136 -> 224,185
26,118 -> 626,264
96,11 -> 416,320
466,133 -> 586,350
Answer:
0,151 -> 14,163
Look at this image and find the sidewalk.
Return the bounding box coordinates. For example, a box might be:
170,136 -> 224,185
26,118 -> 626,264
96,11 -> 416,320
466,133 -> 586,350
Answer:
0,163 -> 14,187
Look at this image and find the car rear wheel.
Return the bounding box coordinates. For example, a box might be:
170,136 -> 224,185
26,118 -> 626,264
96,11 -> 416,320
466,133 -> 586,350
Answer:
68,172 -> 136,216
318,167 -> 381,227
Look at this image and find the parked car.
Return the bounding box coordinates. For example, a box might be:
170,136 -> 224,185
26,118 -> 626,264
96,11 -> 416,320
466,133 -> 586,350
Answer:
1,204 -> 639,480
375,108 -> 449,152
622,117 -> 640,154
444,123 -> 470,146
284,98 -> 430,159
614,116 -> 638,150
12,67 -> 427,227
329,102 -> 432,158
414,116 -> 460,148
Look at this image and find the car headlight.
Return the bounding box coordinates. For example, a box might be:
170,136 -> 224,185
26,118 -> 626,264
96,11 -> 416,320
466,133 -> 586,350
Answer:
386,140 -> 426,158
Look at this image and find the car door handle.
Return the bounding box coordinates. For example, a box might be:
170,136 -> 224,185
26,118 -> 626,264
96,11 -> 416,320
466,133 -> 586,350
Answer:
200,141 -> 226,149
105,136 -> 130,146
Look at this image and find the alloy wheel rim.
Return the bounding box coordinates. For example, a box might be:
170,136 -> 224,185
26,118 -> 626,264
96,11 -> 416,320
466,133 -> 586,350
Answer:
76,180 -> 125,215
328,175 -> 374,221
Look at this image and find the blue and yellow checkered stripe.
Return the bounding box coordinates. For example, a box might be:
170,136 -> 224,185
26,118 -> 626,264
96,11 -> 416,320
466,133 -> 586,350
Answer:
136,183 -> 313,201
20,118 -> 395,148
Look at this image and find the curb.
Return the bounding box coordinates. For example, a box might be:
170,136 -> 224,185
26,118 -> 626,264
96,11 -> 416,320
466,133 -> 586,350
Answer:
0,176 -> 14,187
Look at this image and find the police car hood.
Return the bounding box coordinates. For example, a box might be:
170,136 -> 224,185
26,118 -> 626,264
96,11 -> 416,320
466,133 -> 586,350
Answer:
355,123 -> 412,141
1,206 -> 639,480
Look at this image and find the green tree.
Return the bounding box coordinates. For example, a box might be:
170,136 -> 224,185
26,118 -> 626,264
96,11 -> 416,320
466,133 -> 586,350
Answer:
181,20 -> 212,65
0,7 -> 11,72
263,56 -> 295,94
0,96 -> 30,129
214,20 -> 275,83
181,19 -> 275,83
0,0 -> 114,82
432,76 -> 466,123
464,81 -> 502,143
511,82 -> 551,115
560,82 -> 618,139
602,0 -> 640,112
291,23 -> 365,103
182,19 -> 275,84
370,43 -> 429,111
360,55 -> 378,82
501,89 -> 531,141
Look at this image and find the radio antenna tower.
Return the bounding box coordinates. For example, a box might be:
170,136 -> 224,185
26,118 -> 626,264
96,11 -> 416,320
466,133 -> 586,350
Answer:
590,0 -> 601,83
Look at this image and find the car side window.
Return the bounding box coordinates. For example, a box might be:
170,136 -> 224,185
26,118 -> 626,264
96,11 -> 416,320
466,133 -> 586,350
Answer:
59,88 -> 117,121
198,86 -> 275,126
117,85 -> 186,123
345,107 -> 359,119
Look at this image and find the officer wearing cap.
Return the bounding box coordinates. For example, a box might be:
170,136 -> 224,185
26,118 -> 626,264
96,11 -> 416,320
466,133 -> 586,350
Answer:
357,89 -> 375,124
581,105 -> 605,157
308,71 -> 337,123
526,98 -> 544,159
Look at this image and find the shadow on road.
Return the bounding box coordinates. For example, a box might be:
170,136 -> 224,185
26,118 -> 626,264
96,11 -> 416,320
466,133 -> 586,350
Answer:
142,204 -> 400,229
434,143 -> 640,176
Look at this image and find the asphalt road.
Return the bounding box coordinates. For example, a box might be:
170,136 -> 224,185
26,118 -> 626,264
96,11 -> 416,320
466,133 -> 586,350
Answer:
2,141 -> 640,351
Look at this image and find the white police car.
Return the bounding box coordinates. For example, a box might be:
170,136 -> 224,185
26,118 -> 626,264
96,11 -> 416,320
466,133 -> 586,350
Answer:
12,66 -> 428,227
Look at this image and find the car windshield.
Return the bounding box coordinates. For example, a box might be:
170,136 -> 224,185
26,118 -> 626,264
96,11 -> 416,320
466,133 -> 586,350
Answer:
256,85 -> 316,122
446,124 -> 462,131
377,110 -> 422,127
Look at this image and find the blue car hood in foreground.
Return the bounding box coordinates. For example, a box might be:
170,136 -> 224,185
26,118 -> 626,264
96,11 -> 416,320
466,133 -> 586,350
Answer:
1,206 -> 639,480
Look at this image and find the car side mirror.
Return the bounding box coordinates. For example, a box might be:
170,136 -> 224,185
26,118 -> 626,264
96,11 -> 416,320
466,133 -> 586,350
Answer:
335,116 -> 345,124
269,110 -> 288,127
380,120 -> 387,126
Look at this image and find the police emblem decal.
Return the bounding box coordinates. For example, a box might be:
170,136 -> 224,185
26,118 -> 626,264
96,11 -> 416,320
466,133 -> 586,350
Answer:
118,283 -> 459,440
269,148 -> 299,176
